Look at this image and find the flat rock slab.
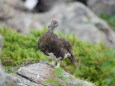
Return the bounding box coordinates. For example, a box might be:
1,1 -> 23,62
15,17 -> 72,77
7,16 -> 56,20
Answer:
17,62 -> 96,86
11,74 -> 42,86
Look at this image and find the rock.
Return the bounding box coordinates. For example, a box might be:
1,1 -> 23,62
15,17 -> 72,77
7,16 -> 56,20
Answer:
5,13 -> 43,33
88,0 -> 115,16
11,74 -> 42,86
0,0 -> 15,20
0,61 -> 19,86
5,0 -> 27,11
0,61 -> 96,86
0,60 -> 41,86
17,62 -> 96,86
0,0 -> 43,33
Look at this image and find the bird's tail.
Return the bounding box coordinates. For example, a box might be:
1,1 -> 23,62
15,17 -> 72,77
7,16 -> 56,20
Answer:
68,52 -> 79,68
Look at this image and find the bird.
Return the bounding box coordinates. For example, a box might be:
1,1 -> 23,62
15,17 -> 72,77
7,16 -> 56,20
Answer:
38,20 -> 78,68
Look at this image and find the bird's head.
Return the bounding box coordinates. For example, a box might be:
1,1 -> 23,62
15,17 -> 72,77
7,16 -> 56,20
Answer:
48,20 -> 58,31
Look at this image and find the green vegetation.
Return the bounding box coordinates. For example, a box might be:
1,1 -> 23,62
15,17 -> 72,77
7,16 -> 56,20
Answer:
100,14 -> 115,31
44,67 -> 63,86
0,27 -> 115,86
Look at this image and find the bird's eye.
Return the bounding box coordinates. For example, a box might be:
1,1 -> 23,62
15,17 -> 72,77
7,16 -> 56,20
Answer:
53,22 -> 56,24
51,20 -> 58,25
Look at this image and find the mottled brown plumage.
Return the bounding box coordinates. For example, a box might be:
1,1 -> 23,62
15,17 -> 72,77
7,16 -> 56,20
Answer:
38,20 -> 78,67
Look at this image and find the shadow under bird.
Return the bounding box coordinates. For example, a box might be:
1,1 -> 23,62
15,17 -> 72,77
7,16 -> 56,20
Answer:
38,20 -> 78,68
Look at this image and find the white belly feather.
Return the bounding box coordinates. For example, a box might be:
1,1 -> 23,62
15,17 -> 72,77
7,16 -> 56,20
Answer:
48,52 -> 70,60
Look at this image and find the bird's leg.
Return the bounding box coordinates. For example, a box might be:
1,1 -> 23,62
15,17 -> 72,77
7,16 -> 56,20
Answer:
55,58 -> 61,68
51,59 -> 56,65
56,62 -> 60,68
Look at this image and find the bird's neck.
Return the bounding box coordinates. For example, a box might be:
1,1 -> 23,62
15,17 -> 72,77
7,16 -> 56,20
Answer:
48,26 -> 55,32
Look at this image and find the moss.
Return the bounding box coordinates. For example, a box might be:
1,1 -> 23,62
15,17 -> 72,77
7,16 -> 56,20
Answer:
0,27 -> 115,86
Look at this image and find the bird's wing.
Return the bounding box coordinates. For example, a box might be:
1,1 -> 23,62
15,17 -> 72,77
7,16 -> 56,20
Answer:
59,37 -> 72,51
58,37 -> 78,64
38,33 -> 60,55
38,34 -> 50,56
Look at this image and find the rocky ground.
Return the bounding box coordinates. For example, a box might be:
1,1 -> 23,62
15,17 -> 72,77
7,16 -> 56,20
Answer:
0,61 -> 96,86
0,60 -> 19,86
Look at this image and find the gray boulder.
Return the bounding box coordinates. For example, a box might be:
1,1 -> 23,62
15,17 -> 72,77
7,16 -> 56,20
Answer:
0,0 -> 15,20
17,62 -> 96,86
0,60 -> 39,86
88,0 -> 115,16
0,61 -> 19,86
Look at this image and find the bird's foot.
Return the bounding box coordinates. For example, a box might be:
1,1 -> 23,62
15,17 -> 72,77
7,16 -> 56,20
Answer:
51,61 -> 56,66
54,63 -> 60,68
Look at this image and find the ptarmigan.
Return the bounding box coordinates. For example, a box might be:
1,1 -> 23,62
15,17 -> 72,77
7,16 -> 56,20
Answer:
38,20 -> 78,68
